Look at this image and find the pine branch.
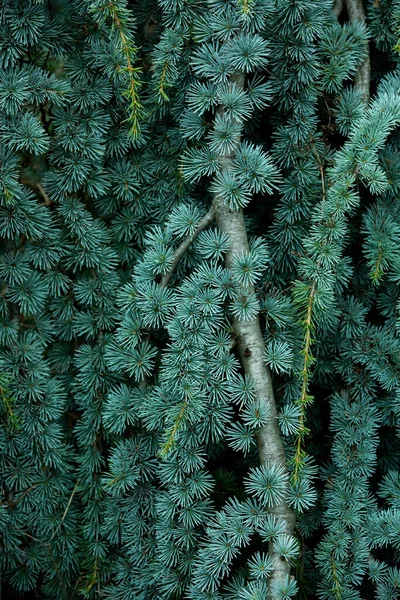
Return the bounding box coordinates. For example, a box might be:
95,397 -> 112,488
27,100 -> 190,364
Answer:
292,280 -> 316,482
159,400 -> 188,456
213,73 -> 296,597
344,0 -> 370,101
159,203 -> 216,287
94,0 -> 144,139
290,141 -> 326,482
0,378 -> 19,432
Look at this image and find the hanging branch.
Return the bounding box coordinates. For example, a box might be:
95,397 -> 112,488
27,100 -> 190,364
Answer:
155,71 -> 296,592
90,1 -> 144,139
291,140 -> 326,482
292,280 -> 316,482
213,73 -> 296,596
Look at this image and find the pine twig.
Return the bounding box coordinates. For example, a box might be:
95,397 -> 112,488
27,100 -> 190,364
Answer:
94,0 -> 144,139
292,280 -> 316,482
292,141 -> 327,481
159,400 -> 188,456
159,203 -> 216,287
49,479 -> 80,542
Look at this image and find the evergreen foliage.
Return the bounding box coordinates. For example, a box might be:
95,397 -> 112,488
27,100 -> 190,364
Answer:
1,0 -> 400,598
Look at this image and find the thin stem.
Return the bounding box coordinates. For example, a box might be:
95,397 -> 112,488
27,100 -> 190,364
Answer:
310,141 -> 326,216
159,401 -> 188,456
49,479 -> 80,542
158,60 -> 171,100
14,483 -> 39,505
238,0 -> 254,14
292,142 -> 326,480
36,182 -> 52,206
331,556 -> 343,600
0,383 -> 18,431
371,248 -> 384,283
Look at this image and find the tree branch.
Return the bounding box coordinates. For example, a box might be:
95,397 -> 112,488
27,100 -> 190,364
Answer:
332,0 -> 343,18
344,0 -> 370,101
36,182 -> 52,206
213,73 -> 296,597
159,203 -> 216,287
49,479 -> 80,542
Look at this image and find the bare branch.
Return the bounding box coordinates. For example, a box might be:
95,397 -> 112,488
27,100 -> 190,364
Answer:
159,203 -> 216,287
36,182 -> 53,206
332,0 -> 343,18
344,0 -> 370,101
49,479 -> 80,542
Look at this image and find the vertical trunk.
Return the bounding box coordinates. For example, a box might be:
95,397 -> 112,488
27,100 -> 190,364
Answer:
344,0 -> 370,101
214,73 -> 296,595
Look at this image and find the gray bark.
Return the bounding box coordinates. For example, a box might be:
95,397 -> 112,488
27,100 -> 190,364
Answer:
332,0 -> 343,18
214,73 -> 296,596
344,0 -> 370,101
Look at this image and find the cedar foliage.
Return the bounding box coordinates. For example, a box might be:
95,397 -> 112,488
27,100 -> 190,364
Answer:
1,0 -> 400,599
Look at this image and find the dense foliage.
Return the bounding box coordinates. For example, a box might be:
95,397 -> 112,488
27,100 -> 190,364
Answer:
1,0 -> 400,598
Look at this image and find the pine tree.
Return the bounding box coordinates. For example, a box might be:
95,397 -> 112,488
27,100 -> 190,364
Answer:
1,0 -> 400,599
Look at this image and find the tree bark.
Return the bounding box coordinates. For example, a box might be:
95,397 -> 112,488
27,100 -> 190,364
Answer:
344,0 -> 370,101
158,71 -> 297,595
332,0 -> 343,18
213,73 -> 296,596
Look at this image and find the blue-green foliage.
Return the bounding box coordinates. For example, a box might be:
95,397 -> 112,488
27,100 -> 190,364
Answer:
1,0 -> 400,598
